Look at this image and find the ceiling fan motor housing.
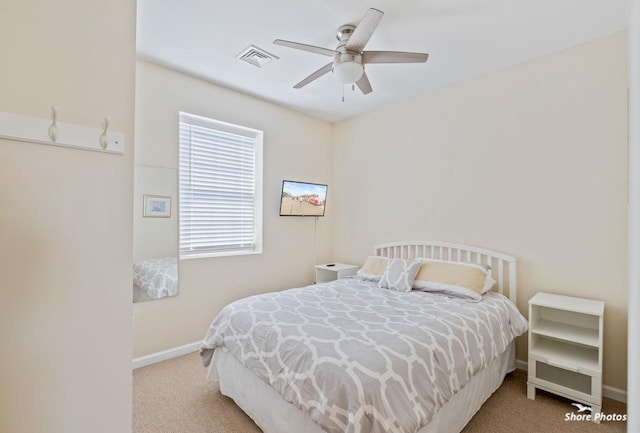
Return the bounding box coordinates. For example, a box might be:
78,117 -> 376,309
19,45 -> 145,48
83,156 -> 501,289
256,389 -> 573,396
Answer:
336,24 -> 356,42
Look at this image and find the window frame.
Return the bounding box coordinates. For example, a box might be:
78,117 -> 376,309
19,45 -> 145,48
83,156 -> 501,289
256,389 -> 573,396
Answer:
178,111 -> 263,259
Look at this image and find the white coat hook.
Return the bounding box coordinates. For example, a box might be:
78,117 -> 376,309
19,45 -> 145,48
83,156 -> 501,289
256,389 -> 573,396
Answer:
48,106 -> 59,142
99,117 -> 109,149
0,111 -> 124,154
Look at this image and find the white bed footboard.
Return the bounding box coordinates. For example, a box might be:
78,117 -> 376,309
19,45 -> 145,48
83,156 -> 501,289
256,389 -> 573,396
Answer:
374,241 -> 517,304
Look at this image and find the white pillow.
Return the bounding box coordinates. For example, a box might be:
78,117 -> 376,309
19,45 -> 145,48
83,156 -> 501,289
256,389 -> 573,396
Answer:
482,274 -> 497,294
378,259 -> 421,293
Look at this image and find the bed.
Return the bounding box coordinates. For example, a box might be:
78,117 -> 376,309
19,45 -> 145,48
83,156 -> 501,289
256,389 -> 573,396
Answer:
200,241 -> 528,433
132,257 -> 178,302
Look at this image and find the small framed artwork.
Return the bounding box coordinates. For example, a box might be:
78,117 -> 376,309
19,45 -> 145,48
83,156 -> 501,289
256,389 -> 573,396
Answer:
143,195 -> 172,218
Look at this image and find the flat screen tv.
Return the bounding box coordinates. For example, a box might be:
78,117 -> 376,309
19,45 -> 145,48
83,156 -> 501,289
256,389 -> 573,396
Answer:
279,180 -> 328,217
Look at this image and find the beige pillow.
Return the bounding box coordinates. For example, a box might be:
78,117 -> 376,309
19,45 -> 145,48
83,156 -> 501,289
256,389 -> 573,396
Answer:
357,256 -> 388,280
413,259 -> 493,301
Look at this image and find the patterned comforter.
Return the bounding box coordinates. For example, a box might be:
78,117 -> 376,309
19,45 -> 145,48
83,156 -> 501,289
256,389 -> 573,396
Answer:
133,257 -> 178,299
201,277 -> 527,433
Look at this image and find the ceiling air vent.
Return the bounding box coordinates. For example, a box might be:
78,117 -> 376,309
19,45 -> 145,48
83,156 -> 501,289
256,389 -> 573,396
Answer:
236,45 -> 279,68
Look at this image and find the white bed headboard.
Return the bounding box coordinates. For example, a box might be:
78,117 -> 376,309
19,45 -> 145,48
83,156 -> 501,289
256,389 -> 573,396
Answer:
374,241 -> 517,304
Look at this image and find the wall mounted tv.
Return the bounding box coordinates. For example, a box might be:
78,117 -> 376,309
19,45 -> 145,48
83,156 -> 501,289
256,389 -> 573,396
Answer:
279,180 -> 328,217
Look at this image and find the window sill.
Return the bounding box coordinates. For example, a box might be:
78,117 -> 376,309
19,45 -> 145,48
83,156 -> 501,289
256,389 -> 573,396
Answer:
179,248 -> 262,260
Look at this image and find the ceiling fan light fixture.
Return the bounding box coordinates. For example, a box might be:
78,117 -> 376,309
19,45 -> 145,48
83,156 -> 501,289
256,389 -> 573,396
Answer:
332,59 -> 364,84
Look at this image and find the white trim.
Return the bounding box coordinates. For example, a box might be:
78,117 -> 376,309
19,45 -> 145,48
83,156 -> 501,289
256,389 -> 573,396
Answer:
603,386 -> 629,404
628,0 -> 640,428
132,341 -> 201,370
514,359 -> 627,403
180,249 -> 262,260
516,358 -> 528,372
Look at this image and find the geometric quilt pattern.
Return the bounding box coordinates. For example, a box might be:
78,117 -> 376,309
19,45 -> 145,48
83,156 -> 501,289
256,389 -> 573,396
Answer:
201,278 -> 527,433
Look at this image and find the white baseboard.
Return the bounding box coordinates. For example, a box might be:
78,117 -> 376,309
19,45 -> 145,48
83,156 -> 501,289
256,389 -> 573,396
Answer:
514,359 -> 627,403
132,341 -> 201,370
515,358 -> 528,372
603,385 -> 629,403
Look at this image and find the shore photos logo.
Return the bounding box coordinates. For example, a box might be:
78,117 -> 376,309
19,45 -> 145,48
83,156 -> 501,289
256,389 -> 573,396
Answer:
571,403 -> 591,413
565,402 -> 627,422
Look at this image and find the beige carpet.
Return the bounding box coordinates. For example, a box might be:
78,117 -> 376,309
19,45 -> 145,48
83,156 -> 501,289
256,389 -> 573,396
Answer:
133,352 -> 627,433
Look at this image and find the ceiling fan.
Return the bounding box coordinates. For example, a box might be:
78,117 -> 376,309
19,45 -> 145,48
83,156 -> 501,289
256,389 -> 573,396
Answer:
274,8 -> 429,95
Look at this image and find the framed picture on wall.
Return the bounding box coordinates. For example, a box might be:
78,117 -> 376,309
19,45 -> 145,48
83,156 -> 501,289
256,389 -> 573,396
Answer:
143,194 -> 172,218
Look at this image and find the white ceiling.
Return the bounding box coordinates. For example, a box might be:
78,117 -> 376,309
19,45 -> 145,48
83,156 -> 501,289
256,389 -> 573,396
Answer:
137,0 -> 628,123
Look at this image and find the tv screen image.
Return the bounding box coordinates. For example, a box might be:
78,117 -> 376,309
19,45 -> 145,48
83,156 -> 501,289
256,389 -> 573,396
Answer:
280,180 -> 328,217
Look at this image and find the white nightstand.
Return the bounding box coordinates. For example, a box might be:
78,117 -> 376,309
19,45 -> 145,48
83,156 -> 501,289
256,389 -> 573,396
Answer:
527,292 -> 604,422
315,263 -> 359,284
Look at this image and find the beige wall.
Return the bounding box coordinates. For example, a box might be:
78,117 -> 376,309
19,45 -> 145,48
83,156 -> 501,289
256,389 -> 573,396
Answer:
133,60 -> 334,357
0,1 -> 135,433
332,33 -> 628,390
133,165 -> 178,262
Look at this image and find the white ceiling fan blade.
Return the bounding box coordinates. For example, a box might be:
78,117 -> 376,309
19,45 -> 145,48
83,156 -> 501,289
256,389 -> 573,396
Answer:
274,39 -> 338,57
355,72 -> 373,95
345,8 -> 384,52
293,62 -> 334,89
362,51 -> 429,64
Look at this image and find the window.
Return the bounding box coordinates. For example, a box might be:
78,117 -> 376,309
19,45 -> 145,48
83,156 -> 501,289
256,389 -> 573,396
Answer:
179,112 -> 263,258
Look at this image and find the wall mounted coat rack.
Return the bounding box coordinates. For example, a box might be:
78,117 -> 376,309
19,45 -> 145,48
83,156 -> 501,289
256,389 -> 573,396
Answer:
0,107 -> 125,155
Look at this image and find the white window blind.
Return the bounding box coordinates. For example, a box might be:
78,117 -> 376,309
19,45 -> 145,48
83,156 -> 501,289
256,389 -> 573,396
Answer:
179,112 -> 263,258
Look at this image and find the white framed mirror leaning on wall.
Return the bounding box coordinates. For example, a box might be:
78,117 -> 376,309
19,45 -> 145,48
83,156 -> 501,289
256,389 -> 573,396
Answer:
132,165 -> 179,302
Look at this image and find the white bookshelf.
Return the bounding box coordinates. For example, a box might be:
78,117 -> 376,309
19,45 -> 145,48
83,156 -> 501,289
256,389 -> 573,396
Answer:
527,292 -> 604,423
